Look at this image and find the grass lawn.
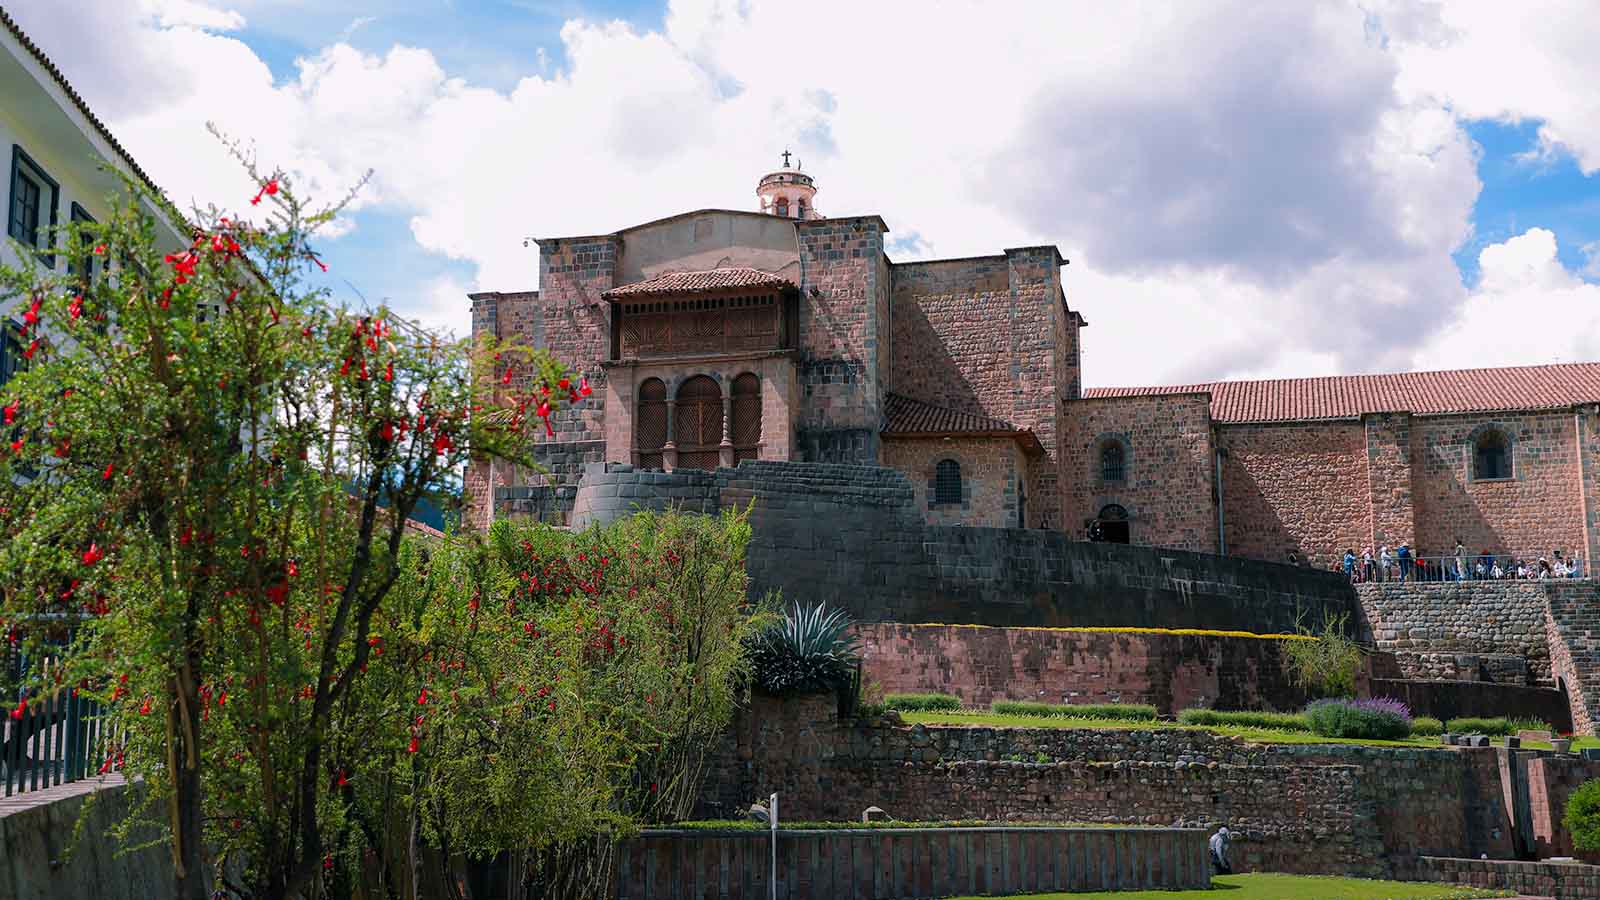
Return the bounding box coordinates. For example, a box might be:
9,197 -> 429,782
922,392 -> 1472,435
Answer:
944,872 -> 1511,899
900,711 -> 1443,748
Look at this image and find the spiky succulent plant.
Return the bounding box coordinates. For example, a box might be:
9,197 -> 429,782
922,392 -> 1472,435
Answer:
748,602 -> 861,695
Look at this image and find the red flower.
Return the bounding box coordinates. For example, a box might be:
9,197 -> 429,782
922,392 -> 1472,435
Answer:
417,688 -> 428,706
380,421 -> 395,442
558,377 -> 570,390
432,432 -> 453,456
323,855 -> 333,872
579,376 -> 592,397
336,769 -> 348,787
164,252 -> 198,281
217,690 -> 227,707
93,244 -> 106,255
286,560 -> 298,577
102,462 -> 114,480
68,296 -> 82,321
502,367 -> 513,385
139,697 -> 152,716
407,736 -> 419,754
53,439 -> 70,458
340,358 -> 352,377
384,361 -> 394,382
82,543 -> 103,566
251,179 -> 280,206
23,297 -> 40,327
23,339 -> 38,360
9,700 -> 25,720
3,402 -> 15,425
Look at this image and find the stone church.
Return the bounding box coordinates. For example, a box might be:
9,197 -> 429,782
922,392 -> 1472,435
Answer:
468,157 -> 1600,569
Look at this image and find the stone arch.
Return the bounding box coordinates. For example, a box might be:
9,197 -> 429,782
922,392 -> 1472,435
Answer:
1095,433 -> 1132,484
674,374 -> 723,470
1468,423 -> 1514,481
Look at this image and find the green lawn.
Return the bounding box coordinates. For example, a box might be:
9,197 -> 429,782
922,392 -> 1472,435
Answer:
899,711 -> 1444,748
945,872 -> 1510,899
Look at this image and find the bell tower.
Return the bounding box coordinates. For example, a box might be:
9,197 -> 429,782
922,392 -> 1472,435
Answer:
756,150 -> 821,219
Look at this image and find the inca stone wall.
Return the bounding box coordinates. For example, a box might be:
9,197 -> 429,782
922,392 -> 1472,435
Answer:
1356,581 -> 1555,684
1419,857 -> 1600,900
1216,420 -> 1370,569
569,460 -> 1359,635
856,623 -> 1306,714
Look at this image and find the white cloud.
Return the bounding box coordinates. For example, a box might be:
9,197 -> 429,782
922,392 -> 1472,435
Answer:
8,0 -> 1598,388
1412,228 -> 1600,370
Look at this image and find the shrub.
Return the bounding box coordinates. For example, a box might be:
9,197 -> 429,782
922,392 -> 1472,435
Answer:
1411,716 -> 1444,736
1565,779 -> 1600,852
748,603 -> 862,695
1304,697 -> 1412,741
991,700 -> 1158,722
884,693 -> 963,712
1281,610 -> 1364,699
1176,709 -> 1310,731
1443,716 -> 1553,736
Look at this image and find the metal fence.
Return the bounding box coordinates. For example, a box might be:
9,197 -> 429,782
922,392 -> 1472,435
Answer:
1340,553 -> 1589,584
3,641 -> 123,798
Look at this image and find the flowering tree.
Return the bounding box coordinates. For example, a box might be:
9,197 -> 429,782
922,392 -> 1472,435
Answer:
0,155 -> 581,899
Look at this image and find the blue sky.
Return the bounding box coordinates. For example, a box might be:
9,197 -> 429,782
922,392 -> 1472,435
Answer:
12,1 -> 1600,385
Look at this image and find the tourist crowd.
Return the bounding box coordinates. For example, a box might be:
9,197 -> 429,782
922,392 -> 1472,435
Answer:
1325,541 -> 1587,583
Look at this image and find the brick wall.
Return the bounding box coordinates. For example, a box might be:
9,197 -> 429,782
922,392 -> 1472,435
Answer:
856,623 -> 1304,714
1365,412 -> 1418,552
1420,857 -> 1600,900
1369,679 -> 1572,730
1066,395 -> 1217,552
1527,755 -> 1600,861
1413,412 -> 1588,560
1217,421 -> 1369,568
794,218 -> 888,463
614,826 -> 1208,900
1579,405 -> 1600,566
698,694 -> 1536,880
880,437 -> 1027,528
569,461 -> 1359,635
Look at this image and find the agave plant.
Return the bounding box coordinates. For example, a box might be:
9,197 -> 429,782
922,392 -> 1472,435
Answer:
748,602 -> 862,695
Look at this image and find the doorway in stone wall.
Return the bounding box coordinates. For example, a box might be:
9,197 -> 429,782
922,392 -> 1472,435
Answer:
1095,504 -> 1130,544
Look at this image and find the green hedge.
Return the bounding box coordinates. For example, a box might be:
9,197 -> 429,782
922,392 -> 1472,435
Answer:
883,693 -> 963,712
1445,717 -> 1552,736
1176,709 -> 1310,731
1410,716 -> 1444,737
990,700 -> 1158,722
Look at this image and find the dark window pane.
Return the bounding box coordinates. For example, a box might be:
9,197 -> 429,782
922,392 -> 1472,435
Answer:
934,459 -> 962,505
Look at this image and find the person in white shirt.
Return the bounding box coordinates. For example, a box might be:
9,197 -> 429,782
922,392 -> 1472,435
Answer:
1378,545 -> 1392,582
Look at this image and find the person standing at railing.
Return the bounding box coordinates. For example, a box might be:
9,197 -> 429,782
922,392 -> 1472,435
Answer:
1362,547 -> 1374,583
1455,539 -> 1467,582
1343,548 -> 1356,582
1379,545 -> 1392,583
1396,543 -> 1413,583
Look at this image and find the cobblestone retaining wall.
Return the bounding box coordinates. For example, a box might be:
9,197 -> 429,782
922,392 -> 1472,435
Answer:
615,826 -> 1208,900
571,460 -> 1359,635
0,782 -> 176,898
696,694 -> 1539,880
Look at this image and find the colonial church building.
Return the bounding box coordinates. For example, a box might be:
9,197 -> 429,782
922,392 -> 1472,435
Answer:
468,157 -> 1600,570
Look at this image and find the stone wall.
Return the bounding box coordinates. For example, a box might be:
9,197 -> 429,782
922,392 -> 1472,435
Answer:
1216,421 -> 1370,569
856,623 -> 1304,714
569,460 -> 1359,636
794,217 -> 889,464
1419,857 -> 1600,900
697,694 -> 1542,880
1065,394 -> 1217,552
614,825 -> 1208,900
880,436 -> 1027,529
1369,678 -> 1572,730
1413,411 -> 1589,563
1357,581 -> 1555,684
0,782 -> 178,899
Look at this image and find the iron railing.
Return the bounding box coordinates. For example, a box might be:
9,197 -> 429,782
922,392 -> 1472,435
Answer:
3,636 -> 124,798
1339,553 -> 1588,583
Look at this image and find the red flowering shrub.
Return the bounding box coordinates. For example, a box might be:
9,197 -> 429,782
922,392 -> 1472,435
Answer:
0,156 -> 581,899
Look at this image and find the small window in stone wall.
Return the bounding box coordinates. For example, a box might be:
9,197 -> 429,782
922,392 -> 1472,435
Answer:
933,459 -> 962,505
1472,429 -> 1511,481
1100,442 -> 1126,483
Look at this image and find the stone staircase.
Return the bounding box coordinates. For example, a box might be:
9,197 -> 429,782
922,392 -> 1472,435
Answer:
1544,582 -> 1600,736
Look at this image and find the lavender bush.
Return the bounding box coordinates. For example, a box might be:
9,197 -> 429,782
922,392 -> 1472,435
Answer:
1305,697 -> 1413,740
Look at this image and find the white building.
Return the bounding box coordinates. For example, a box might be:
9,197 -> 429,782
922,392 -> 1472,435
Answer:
1,7 -> 184,387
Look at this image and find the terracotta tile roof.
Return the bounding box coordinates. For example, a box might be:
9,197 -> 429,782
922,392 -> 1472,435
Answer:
602,267 -> 792,299
882,393 -> 1044,453
1081,362 -> 1600,423
1,7 -> 163,198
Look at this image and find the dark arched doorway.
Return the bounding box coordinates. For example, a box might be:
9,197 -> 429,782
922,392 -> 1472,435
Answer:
1092,504 -> 1130,544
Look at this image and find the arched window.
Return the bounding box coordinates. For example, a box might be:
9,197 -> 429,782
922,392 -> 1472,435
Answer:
796,198 -> 807,219
635,378 -> 667,469
1100,441 -> 1126,483
730,373 -> 761,463
933,459 -> 962,505
775,197 -> 789,218
674,375 -> 723,470
1473,428 -> 1511,481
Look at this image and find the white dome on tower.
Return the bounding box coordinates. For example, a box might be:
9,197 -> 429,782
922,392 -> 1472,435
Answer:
756,151 -> 821,220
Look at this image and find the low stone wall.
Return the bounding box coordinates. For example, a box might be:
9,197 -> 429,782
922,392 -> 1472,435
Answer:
1356,581 -> 1554,684
572,461 -> 1359,636
695,694 -> 1541,880
1370,678 -> 1572,731
614,826 -> 1209,899
1419,856 -> 1600,900
0,781 -> 176,899
856,623 -> 1305,713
